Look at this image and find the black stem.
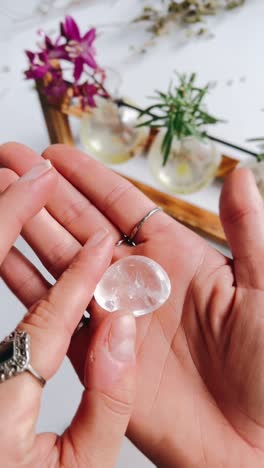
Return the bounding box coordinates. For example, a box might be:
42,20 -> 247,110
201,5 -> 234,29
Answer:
116,98 -> 259,159
115,98 -> 157,118
206,134 -> 258,157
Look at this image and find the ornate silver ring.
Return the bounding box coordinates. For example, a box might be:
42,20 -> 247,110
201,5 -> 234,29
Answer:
0,330 -> 46,387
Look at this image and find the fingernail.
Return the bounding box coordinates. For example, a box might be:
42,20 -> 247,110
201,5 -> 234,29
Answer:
109,315 -> 136,362
86,228 -> 110,248
20,160 -> 52,182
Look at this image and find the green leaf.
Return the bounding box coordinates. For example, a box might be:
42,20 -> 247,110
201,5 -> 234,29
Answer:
162,131 -> 173,166
137,72 -> 222,166
257,152 -> 264,162
161,125 -> 172,152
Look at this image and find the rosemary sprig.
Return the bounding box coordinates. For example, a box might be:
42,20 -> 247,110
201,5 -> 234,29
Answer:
138,73 -> 221,166
116,98 -> 259,157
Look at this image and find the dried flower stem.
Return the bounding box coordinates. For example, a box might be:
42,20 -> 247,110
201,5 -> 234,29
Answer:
134,1 -> 245,37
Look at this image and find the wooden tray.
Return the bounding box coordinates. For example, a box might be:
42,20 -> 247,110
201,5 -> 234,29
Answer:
124,175 -> 226,244
36,85 -> 240,245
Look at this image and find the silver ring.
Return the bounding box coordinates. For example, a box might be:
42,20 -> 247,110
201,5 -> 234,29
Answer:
117,207 -> 162,247
0,330 -> 46,388
74,314 -> 90,335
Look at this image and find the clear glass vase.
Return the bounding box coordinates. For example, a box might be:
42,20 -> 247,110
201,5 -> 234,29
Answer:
148,132 -> 220,194
79,97 -> 148,164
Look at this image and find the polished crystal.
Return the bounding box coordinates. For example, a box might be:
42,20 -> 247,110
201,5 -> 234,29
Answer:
94,255 -> 171,317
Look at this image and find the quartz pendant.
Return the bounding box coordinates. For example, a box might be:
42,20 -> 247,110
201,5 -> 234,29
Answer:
94,255 -> 171,317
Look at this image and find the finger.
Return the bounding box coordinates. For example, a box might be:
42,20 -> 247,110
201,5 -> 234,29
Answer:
64,312 -> 136,468
0,142 -> 121,244
20,228 -> 114,381
46,169 -> 121,244
0,160 -> 105,382
42,144 -> 172,243
0,229 -> 114,455
1,246 -> 50,308
0,246 -> 93,382
0,160 -> 57,265
0,167 -> 18,189
0,150 -> 82,279
0,142 -> 39,173
220,168 -> 264,288
22,208 -> 81,279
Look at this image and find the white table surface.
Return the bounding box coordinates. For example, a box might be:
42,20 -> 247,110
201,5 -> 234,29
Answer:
0,1 -> 263,467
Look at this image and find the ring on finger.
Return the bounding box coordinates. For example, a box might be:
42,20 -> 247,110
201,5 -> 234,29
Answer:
116,207 -> 162,247
0,330 -> 46,388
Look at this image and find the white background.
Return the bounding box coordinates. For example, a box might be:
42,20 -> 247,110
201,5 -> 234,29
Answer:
0,1 -> 263,467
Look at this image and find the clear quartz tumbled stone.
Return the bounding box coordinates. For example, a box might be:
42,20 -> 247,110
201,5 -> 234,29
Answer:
94,255 -> 171,317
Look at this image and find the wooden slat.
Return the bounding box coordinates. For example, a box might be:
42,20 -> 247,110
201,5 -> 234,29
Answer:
216,155 -> 238,178
124,175 -> 226,244
36,82 -> 75,146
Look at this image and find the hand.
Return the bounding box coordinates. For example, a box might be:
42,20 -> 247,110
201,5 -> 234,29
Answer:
0,143 -> 264,468
0,157 -> 136,468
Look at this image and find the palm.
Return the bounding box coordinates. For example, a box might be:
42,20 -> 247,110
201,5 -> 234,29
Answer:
124,229 -> 264,466
70,218 -> 263,466
1,143 -> 264,467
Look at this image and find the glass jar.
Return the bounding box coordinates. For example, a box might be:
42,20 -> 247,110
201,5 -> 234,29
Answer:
79,97 -> 148,164
148,131 -> 220,194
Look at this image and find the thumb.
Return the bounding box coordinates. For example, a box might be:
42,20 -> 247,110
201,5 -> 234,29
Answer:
65,312 -> 136,468
220,167 -> 264,288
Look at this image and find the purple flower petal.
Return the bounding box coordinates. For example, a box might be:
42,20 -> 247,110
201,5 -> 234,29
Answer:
25,50 -> 35,62
82,51 -> 97,70
62,16 -> 81,41
87,93 -> 96,107
83,28 -> 96,46
25,66 -> 48,80
49,45 -> 68,60
60,21 -> 65,38
74,57 -> 84,81
39,51 -> 48,62
83,83 -> 98,107
45,35 -> 53,49
24,69 -> 34,79
44,35 -> 67,59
